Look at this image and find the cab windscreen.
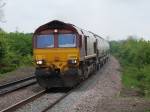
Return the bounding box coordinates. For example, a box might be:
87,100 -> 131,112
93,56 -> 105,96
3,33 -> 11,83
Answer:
58,34 -> 76,48
36,34 -> 54,48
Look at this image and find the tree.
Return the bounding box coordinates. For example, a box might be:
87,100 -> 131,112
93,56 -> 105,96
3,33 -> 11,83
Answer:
0,0 -> 5,22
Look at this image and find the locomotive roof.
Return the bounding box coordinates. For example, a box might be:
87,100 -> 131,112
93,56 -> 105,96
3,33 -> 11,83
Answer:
34,20 -> 77,34
34,20 -> 106,41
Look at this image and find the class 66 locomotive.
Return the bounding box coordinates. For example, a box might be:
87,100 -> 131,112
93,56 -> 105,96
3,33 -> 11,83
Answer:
33,20 -> 110,89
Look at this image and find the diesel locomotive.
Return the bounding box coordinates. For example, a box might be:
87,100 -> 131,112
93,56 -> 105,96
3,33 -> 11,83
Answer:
33,20 -> 110,89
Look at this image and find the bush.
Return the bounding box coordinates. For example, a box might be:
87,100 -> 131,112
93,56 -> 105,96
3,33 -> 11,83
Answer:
110,38 -> 150,97
0,31 -> 33,74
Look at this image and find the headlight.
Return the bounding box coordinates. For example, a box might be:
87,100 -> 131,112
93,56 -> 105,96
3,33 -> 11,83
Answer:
68,59 -> 77,65
36,60 -> 43,65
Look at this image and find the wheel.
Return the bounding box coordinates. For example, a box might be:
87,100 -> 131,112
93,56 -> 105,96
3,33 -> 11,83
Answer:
78,69 -> 84,81
93,63 -> 97,73
96,63 -> 100,71
83,66 -> 88,79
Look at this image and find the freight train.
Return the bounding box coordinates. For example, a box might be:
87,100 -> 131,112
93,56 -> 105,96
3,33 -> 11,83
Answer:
33,20 -> 110,89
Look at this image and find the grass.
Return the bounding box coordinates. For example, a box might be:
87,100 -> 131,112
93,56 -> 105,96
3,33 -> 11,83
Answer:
122,66 -> 140,88
121,64 -> 150,97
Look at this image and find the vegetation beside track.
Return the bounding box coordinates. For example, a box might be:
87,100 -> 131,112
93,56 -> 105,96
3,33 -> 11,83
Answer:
0,31 -> 33,75
110,37 -> 150,97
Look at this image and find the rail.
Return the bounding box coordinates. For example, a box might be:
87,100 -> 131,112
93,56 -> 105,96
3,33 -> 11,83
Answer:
0,76 -> 36,96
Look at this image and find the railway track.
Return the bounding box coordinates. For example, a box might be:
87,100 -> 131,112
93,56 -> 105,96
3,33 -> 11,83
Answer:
0,90 -> 46,112
0,84 -> 82,112
41,89 -> 72,112
0,76 -> 37,96
0,88 -> 71,112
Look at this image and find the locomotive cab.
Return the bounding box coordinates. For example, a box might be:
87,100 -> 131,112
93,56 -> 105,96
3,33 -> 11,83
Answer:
34,31 -> 80,70
33,22 -> 82,88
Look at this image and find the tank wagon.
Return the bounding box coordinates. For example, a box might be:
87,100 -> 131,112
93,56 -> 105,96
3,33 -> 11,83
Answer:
33,20 -> 110,89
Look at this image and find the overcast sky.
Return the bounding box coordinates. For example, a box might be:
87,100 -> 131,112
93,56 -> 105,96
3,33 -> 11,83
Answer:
0,0 -> 150,40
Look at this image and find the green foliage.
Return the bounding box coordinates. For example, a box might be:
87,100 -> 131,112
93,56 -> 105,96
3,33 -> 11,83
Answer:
0,31 -> 32,74
110,38 -> 150,97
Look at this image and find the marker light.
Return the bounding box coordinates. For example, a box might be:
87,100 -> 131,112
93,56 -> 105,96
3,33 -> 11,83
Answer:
54,29 -> 58,33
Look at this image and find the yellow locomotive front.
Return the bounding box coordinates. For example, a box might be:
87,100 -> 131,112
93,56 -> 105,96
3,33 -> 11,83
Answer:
33,21 -> 81,88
